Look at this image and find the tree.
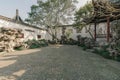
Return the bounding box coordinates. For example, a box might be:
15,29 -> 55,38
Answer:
74,1 -> 94,38
25,0 -> 77,41
74,1 -> 93,25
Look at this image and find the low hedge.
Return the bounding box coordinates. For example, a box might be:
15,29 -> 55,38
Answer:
25,39 -> 48,49
93,48 -> 112,59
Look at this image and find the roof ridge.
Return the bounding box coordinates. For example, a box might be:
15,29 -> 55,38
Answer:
0,15 -> 45,30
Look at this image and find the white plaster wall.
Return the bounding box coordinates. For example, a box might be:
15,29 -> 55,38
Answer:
44,27 -> 79,40
0,19 -> 45,41
57,27 -> 63,39
40,30 -> 47,39
45,32 -> 52,40
77,23 -> 108,42
44,23 -> 108,41
78,26 -> 91,38
76,23 -> 107,38
44,27 -> 81,40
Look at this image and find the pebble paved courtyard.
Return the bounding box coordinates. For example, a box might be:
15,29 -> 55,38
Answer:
0,45 -> 120,80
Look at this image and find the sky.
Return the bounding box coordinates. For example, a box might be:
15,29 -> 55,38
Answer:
0,0 -> 90,20
77,0 -> 91,9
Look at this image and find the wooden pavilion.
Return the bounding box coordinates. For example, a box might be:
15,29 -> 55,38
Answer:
83,0 -> 120,42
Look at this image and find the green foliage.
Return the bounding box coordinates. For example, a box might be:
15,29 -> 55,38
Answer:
26,0 -> 77,27
25,39 -> 48,49
101,50 -> 111,59
74,1 -> 93,29
14,46 -> 25,51
78,42 -> 88,51
82,45 -> 87,51
116,55 -> 120,61
93,48 -> 111,59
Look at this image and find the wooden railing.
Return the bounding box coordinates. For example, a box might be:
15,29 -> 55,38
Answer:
96,34 -> 112,38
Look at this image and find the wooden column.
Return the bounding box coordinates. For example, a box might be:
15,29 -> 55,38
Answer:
62,27 -> 66,36
107,17 -> 110,42
94,22 -> 97,41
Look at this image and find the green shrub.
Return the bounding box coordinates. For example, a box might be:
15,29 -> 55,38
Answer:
116,55 -> 120,62
102,45 -> 109,51
78,43 -> 86,50
101,51 -> 111,59
14,46 -> 24,51
93,48 -> 111,59
82,46 -> 87,51
92,48 -> 99,53
25,39 -> 48,49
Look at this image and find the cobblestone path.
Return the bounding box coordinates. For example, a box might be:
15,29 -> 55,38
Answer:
0,45 -> 120,80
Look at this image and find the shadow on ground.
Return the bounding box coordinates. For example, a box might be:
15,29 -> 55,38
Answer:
0,45 -> 67,80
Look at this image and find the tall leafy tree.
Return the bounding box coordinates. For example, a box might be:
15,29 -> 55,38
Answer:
74,1 -> 94,38
26,0 -> 77,40
74,1 -> 93,27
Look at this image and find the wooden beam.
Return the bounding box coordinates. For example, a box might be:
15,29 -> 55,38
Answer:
107,17 -> 110,42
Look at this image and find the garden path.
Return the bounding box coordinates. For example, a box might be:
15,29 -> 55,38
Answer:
0,45 -> 120,80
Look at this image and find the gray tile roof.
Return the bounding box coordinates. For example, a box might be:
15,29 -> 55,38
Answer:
0,15 -> 44,30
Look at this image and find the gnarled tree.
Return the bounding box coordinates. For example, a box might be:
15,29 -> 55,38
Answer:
25,0 -> 77,41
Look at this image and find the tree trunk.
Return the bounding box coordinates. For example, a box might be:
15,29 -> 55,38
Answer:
85,25 -> 94,39
46,28 -> 58,41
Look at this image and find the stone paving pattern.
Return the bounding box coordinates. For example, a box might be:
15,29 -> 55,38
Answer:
0,45 -> 120,80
